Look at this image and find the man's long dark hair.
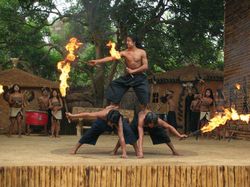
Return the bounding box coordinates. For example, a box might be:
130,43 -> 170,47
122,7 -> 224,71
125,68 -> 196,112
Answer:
107,109 -> 122,126
144,112 -> 158,126
127,34 -> 143,49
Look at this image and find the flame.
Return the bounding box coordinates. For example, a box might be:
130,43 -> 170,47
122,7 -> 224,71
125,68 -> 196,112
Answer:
0,84 -> 4,95
57,37 -> 83,97
106,41 -> 121,59
235,83 -> 241,90
201,108 -> 250,133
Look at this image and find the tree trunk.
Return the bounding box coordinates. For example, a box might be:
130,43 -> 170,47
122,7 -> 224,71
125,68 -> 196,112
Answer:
93,43 -> 105,107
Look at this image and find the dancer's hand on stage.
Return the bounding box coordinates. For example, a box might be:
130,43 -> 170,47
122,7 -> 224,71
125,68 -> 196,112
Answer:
121,154 -> 128,159
137,152 -> 144,159
88,60 -> 98,66
126,67 -> 134,74
179,134 -> 188,140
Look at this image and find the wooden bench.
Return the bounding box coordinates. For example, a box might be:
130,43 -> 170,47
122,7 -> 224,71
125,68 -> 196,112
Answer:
225,121 -> 250,141
72,107 -> 134,136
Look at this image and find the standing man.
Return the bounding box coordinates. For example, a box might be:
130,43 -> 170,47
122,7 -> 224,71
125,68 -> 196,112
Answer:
88,35 -> 149,110
37,87 -> 50,135
167,91 -> 178,129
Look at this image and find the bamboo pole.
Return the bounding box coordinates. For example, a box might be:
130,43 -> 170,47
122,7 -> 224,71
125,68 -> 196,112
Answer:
121,166 -> 127,187
180,166 -> 187,187
151,166 -> 157,187
217,166 -> 224,187
201,166 -> 207,187
136,166 -> 142,187
116,166 -> 121,187
169,165 -> 175,187
131,165 -> 136,187
163,165 -> 169,187
101,166 -> 107,187
186,166 -> 192,187
146,166 -> 152,187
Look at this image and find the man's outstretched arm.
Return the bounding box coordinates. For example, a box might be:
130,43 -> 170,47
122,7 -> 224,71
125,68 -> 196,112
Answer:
66,109 -> 106,120
158,118 -> 187,139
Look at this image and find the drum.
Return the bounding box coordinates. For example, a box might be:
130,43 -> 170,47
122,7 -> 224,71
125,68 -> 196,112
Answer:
25,110 -> 48,126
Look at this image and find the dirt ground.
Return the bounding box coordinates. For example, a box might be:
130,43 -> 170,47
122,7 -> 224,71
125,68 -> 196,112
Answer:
0,134 -> 250,167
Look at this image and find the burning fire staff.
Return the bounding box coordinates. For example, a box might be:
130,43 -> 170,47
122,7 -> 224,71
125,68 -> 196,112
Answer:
66,108 -> 138,158
88,35 -> 149,110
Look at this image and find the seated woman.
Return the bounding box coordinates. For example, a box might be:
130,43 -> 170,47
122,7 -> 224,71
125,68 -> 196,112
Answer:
8,84 -> 24,137
66,108 -> 138,158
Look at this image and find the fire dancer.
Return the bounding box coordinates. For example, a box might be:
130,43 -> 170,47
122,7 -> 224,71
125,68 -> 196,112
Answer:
66,108 -> 138,158
49,89 -> 63,138
88,35 -> 149,110
112,110 -> 187,158
138,111 -> 187,158
8,84 -> 24,137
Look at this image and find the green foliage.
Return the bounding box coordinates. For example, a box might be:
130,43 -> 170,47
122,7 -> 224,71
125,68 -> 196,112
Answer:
0,0 -> 225,101
0,0 -> 61,78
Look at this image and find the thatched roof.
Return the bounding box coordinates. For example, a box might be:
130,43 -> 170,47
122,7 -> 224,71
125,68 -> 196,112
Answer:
149,64 -> 223,84
0,68 -> 59,88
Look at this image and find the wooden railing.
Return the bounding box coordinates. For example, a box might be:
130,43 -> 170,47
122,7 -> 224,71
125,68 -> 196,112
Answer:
1,165 -> 249,187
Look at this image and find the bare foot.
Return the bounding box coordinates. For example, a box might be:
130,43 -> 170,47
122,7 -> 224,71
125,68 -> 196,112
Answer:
173,152 -> 182,156
69,149 -> 77,155
121,154 -> 128,159
110,150 -> 118,156
137,154 -> 144,159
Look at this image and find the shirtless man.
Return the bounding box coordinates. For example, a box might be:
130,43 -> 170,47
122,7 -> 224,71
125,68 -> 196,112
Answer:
88,35 -> 149,109
36,87 -> 50,135
38,88 -> 50,111
167,91 -> 177,129
136,110 -> 187,158
111,110 -> 187,158
66,108 -> 138,158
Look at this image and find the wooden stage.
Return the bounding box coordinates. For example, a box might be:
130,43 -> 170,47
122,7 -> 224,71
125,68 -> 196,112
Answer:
0,135 -> 250,186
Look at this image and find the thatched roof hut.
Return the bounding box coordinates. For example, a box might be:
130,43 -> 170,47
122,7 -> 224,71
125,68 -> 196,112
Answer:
0,68 -> 58,88
148,64 -> 223,83
0,68 -> 59,134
